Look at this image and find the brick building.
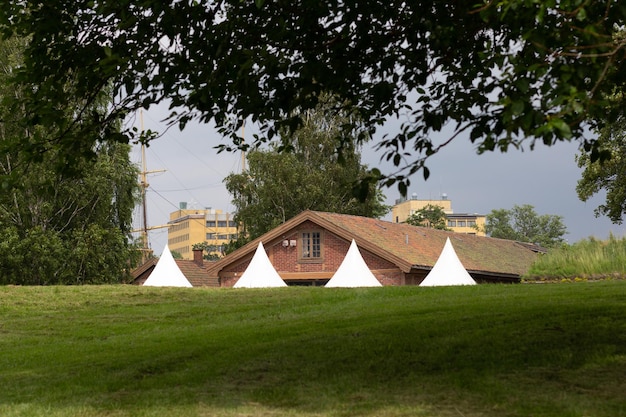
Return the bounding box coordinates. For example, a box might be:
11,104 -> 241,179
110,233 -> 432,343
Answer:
207,210 -> 541,287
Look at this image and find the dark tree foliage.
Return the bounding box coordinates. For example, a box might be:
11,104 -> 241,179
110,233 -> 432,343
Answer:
0,37 -> 141,285
577,114 -> 626,223
224,99 -> 388,242
0,142 -> 141,284
405,204 -> 450,230
0,1 -> 624,196
484,205 -> 567,248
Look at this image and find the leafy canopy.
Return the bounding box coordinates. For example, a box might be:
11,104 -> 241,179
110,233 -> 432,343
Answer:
484,204 -> 567,248
576,114 -> 626,223
0,36 -> 141,284
224,97 -> 388,242
405,204 -> 450,230
0,1 -> 624,194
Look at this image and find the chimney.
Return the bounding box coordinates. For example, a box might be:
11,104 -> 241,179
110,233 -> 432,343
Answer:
193,248 -> 204,267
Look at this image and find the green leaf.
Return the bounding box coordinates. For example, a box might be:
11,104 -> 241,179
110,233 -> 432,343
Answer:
511,100 -> 525,115
551,118 -> 572,139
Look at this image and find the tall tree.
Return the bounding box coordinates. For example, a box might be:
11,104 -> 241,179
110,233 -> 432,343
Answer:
576,113 -> 626,224
0,36 -> 140,285
405,204 -> 450,230
0,1 -> 623,195
224,99 -> 388,241
483,205 -> 567,248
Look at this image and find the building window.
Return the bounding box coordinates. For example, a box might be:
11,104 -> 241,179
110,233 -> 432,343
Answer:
447,220 -> 456,227
468,220 -> 476,227
458,220 -> 467,227
301,231 -> 321,259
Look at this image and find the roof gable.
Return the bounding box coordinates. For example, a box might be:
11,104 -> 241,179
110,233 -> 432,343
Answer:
206,210 -> 538,278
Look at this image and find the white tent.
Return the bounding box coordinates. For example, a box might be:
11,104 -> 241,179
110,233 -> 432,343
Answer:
143,245 -> 193,287
233,242 -> 287,288
326,239 -> 382,288
420,237 -> 477,286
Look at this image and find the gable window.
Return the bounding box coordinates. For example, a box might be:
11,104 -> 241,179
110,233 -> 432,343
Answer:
301,231 -> 321,259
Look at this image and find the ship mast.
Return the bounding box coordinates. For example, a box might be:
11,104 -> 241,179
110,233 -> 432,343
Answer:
136,110 -> 166,262
140,138 -> 149,251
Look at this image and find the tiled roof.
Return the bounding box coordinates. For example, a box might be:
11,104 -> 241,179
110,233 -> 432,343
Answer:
207,210 -> 539,278
175,260 -> 220,287
310,211 -> 537,276
131,258 -> 158,284
131,258 -> 219,287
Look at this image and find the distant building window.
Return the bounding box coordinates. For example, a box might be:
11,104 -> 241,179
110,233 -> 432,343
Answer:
301,231 -> 321,259
217,220 -> 228,227
206,233 -> 216,239
229,220 -> 237,227
458,220 -> 467,227
447,220 -> 456,227
468,220 -> 476,227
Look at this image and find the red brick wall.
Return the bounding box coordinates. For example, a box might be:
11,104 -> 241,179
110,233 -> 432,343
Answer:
221,275 -> 238,287
270,231 -> 300,272
219,223 -> 408,286
374,270 -> 405,286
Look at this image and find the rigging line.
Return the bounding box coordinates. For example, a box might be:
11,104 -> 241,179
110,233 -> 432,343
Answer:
148,187 -> 181,211
155,183 -> 224,192
141,145 -> 205,205
136,122 -> 222,207
141,110 -> 228,177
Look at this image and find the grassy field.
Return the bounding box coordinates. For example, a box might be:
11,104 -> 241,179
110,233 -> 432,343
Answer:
1,282 -> 625,417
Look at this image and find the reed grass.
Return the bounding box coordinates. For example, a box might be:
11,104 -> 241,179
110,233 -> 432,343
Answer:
525,235 -> 626,280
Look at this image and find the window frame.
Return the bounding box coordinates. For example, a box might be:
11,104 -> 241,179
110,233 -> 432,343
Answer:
299,230 -> 323,262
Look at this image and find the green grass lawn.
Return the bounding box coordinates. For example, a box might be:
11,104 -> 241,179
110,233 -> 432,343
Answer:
1,282 -> 625,417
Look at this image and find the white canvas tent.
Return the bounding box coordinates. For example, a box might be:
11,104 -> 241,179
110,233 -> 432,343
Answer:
143,245 -> 193,287
233,242 -> 287,288
325,239 -> 382,287
420,237 -> 477,286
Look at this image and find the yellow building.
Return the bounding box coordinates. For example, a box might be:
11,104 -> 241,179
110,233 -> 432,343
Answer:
168,204 -> 238,260
391,194 -> 486,236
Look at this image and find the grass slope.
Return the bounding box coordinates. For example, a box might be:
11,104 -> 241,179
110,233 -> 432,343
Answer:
1,283 -> 625,417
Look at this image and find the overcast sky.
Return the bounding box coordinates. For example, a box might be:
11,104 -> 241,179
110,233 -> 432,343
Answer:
131,107 -> 625,256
